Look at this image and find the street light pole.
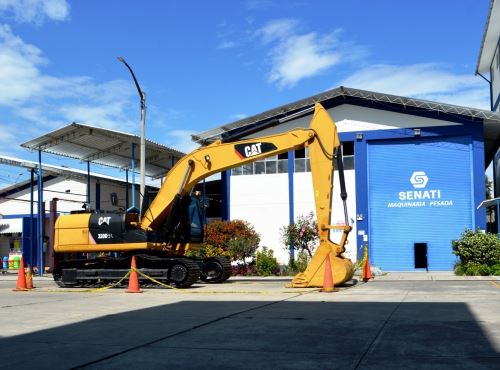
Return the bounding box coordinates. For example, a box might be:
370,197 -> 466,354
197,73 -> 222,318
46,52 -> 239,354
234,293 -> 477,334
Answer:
117,56 -> 146,212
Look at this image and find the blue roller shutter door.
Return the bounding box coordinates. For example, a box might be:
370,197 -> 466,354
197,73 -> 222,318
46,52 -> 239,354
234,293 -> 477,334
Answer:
367,136 -> 473,271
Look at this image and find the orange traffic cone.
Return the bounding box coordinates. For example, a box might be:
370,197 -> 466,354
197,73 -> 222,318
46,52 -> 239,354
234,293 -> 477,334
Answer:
320,253 -> 338,292
126,256 -> 142,293
25,265 -> 34,290
362,247 -> 373,282
13,257 -> 28,291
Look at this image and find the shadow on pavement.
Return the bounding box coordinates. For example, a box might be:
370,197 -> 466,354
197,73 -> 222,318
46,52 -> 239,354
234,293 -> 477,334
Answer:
0,301 -> 498,369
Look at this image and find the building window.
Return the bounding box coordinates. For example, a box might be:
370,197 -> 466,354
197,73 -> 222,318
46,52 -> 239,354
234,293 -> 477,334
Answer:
231,152 -> 290,176
230,141 -> 355,175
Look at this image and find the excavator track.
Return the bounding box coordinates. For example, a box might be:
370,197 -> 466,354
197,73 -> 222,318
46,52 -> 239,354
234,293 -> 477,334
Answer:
53,254 -> 201,289
199,256 -> 232,283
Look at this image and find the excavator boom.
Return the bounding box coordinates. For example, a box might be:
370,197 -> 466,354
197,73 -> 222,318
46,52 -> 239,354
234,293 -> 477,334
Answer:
53,103 -> 354,288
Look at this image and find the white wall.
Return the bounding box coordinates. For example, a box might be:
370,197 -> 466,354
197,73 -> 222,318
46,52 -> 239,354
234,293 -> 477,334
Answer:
231,173 -> 290,263
230,169 -> 357,264
293,170 -> 357,262
0,177 -> 134,216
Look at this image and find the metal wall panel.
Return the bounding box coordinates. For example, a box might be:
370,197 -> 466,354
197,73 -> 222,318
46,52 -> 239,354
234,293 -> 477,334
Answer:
368,136 -> 473,271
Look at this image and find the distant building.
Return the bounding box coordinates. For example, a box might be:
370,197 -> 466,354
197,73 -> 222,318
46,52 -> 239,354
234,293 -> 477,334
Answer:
477,0 -> 500,112
477,0 -> 500,200
0,156 -> 151,268
193,87 -> 500,270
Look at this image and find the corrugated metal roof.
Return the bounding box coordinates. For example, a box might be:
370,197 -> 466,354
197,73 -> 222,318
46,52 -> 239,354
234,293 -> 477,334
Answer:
0,218 -> 22,234
21,123 -> 185,179
476,0 -> 500,74
192,86 -> 500,144
0,155 -> 131,184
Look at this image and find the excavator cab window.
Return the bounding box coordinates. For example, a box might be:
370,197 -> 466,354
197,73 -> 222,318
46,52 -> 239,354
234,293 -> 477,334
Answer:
188,194 -> 203,243
141,189 -> 159,216
161,193 -> 204,244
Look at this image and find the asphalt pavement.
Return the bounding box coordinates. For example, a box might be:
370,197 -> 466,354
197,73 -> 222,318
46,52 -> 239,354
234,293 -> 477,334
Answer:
0,273 -> 499,369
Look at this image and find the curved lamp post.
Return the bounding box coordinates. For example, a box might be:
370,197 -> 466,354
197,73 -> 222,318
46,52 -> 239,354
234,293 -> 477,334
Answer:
117,56 -> 146,211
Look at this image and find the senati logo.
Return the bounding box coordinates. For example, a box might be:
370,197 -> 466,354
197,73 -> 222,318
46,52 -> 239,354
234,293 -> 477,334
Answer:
410,171 -> 428,189
234,142 -> 277,159
387,170 -> 452,208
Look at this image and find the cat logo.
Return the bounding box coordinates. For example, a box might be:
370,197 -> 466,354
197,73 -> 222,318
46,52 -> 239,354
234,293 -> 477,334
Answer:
244,143 -> 262,157
234,142 -> 277,159
98,216 -> 111,226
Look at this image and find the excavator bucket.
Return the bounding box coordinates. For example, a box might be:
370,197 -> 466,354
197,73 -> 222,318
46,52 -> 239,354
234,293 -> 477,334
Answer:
288,103 -> 354,287
288,240 -> 354,287
287,226 -> 354,288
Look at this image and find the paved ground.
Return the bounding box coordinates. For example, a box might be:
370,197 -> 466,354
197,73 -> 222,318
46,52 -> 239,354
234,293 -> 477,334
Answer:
0,273 -> 499,369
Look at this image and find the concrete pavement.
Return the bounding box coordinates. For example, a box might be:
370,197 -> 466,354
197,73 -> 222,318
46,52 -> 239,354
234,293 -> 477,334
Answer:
0,275 -> 499,369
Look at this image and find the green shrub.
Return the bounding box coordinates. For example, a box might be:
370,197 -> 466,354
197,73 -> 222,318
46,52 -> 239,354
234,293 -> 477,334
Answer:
464,263 -> 490,276
256,247 -> 279,276
280,213 -> 318,258
194,220 -> 260,262
228,235 -> 260,267
294,250 -> 310,273
451,228 -> 500,266
454,262 -> 466,276
490,264 -> 500,276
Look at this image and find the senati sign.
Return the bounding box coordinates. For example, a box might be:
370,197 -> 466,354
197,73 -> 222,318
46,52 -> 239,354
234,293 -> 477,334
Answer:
387,171 -> 453,208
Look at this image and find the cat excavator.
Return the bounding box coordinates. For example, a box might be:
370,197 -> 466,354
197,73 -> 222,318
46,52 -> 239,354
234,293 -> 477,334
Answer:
53,103 -> 354,288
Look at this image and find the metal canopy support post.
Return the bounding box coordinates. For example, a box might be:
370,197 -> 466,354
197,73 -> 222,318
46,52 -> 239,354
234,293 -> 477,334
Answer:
288,150 -> 295,261
30,168 -> 34,268
37,150 -> 43,276
131,143 -> 136,210
497,202 -> 499,240
125,169 -> 129,210
86,161 -> 90,208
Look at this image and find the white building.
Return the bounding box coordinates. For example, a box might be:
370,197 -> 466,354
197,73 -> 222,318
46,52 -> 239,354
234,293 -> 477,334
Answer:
193,88 -> 500,270
0,156 -> 144,267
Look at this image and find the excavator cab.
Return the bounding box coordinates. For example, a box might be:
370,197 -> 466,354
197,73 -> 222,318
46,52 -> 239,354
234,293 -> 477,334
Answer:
140,189 -> 203,244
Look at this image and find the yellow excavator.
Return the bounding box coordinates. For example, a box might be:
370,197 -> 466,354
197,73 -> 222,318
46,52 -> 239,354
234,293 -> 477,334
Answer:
53,103 -> 354,288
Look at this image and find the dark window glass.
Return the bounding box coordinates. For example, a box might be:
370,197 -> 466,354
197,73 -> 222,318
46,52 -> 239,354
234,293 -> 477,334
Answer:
255,161 -> 265,174
266,161 -> 277,174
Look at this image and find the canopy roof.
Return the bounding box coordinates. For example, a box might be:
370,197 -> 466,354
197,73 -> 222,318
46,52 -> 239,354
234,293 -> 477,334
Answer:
21,123 -> 185,179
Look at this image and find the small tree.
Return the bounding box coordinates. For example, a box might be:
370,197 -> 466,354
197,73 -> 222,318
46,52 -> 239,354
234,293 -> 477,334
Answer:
204,219 -> 260,263
228,235 -> 260,267
256,247 -> 279,276
280,212 -> 319,258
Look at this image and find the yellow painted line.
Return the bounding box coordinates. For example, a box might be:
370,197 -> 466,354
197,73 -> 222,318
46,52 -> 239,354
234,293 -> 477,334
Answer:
490,281 -> 500,288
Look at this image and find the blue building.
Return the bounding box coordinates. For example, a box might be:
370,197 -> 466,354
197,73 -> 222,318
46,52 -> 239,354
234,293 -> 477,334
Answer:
193,87 -> 500,271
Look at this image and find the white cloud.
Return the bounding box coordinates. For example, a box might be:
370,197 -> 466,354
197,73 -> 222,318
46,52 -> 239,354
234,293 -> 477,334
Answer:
256,19 -> 298,44
0,0 -> 69,24
268,32 -> 342,88
162,130 -> 199,154
217,40 -> 238,50
340,64 -> 490,109
256,19 -> 346,88
0,25 -> 138,133
0,122 -> 17,143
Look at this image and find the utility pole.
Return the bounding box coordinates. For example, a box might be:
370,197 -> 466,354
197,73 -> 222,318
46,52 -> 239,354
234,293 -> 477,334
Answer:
117,56 -> 146,211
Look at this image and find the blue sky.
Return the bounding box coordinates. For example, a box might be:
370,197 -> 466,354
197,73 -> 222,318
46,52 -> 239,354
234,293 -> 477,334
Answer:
0,0 -> 492,188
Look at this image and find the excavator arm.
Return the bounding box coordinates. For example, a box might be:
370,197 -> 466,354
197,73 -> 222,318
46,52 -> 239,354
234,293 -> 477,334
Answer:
142,103 -> 354,286
53,103 -> 354,287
